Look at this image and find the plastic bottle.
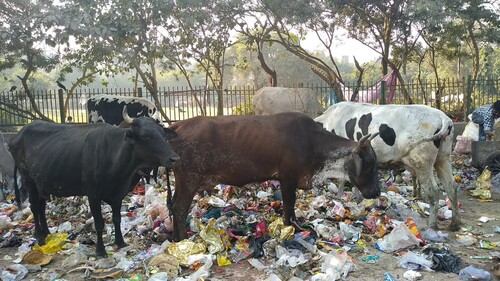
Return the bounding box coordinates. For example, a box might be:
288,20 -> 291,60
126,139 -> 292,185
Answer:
458,265 -> 492,281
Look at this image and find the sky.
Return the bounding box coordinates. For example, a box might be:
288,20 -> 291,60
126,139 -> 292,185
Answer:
302,32 -> 380,64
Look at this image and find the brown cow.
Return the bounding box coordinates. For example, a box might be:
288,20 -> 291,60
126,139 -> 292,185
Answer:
168,112 -> 380,241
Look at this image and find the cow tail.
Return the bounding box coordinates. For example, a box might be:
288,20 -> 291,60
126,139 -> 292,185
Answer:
429,117 -> 453,142
402,117 -> 452,155
13,165 -> 21,208
166,169 -> 173,216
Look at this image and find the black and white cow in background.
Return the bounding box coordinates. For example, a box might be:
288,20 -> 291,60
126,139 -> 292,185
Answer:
87,94 -> 162,183
315,102 -> 460,230
87,94 -> 160,125
10,107 -> 179,257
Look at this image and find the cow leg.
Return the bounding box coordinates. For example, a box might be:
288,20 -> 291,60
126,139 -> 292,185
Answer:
152,167 -> 159,184
336,180 -> 346,198
88,198 -> 106,257
110,201 -> 127,248
412,174 -> 421,198
435,159 -> 461,230
280,181 -> 297,225
405,151 -> 440,229
28,187 -> 48,245
38,198 -> 50,237
172,175 -> 197,241
419,172 -> 440,229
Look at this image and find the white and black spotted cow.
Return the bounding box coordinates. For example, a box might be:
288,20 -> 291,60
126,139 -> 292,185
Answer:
315,102 -> 460,230
87,95 -> 160,125
87,95 -> 162,184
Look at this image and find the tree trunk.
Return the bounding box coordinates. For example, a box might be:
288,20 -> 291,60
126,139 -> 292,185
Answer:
256,41 -> 277,87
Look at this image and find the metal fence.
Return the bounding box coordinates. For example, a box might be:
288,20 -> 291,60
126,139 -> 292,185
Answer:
0,76 -> 498,127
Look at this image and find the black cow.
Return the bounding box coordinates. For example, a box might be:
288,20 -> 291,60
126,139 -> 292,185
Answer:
169,112 -> 380,241
9,108 -> 179,257
87,95 -> 160,125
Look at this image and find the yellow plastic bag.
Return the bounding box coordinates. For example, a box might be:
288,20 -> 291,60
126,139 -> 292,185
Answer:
33,233 -> 68,254
216,253 -> 232,266
471,168 -> 492,200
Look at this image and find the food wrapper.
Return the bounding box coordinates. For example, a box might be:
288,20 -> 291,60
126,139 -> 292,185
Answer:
268,218 -> 294,242
470,168 -> 492,200
33,233 -> 68,254
195,218 -> 224,254
166,240 -> 206,267
219,229 -> 232,251
216,253 -> 232,266
228,236 -> 254,262
470,188 -> 492,200
405,218 -> 424,245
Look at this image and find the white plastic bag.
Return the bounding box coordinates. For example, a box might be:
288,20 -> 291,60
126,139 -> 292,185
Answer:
462,121 -> 479,141
376,223 -> 421,252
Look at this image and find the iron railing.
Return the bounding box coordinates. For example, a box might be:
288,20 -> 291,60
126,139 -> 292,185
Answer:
0,76 -> 498,127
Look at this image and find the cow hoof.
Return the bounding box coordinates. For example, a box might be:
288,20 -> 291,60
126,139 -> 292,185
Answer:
35,237 -> 46,246
95,249 -> 107,258
115,242 -> 128,249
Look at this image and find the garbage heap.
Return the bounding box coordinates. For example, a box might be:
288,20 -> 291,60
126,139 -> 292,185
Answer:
0,154 -> 498,281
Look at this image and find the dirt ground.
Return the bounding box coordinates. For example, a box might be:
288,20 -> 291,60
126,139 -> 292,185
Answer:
1,169 -> 499,281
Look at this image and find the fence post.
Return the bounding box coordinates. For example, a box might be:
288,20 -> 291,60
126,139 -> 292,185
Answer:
137,87 -> 143,97
466,75 -> 472,118
380,81 -> 386,105
58,89 -> 65,123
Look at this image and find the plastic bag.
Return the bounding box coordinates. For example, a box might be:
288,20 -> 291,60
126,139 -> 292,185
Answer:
32,233 -> 68,254
458,265 -> 491,281
319,252 -> 357,280
423,246 -> 462,273
398,251 -> 433,271
462,121 -> 479,141
423,228 -> 448,243
490,172 -> 500,193
376,223 -> 421,252
471,168 -> 492,200
0,264 -> 28,281
454,136 -> 473,155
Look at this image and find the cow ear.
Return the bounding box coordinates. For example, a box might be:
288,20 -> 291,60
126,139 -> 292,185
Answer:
163,128 -> 178,140
124,129 -> 136,144
353,150 -> 362,177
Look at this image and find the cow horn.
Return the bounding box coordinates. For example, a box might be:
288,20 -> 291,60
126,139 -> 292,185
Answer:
122,106 -> 133,124
359,132 -> 380,147
369,132 -> 380,141
359,134 -> 371,146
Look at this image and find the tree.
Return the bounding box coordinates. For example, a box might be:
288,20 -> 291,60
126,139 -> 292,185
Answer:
331,0 -> 418,103
60,0 -> 176,122
0,0 -> 61,121
168,0 -> 245,116
239,0 -> 350,101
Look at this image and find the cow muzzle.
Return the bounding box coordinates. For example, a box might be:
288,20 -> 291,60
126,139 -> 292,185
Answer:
359,186 -> 381,199
163,152 -> 180,168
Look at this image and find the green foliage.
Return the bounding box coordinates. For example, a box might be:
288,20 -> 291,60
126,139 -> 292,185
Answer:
0,0 -> 498,99
232,100 -> 254,115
